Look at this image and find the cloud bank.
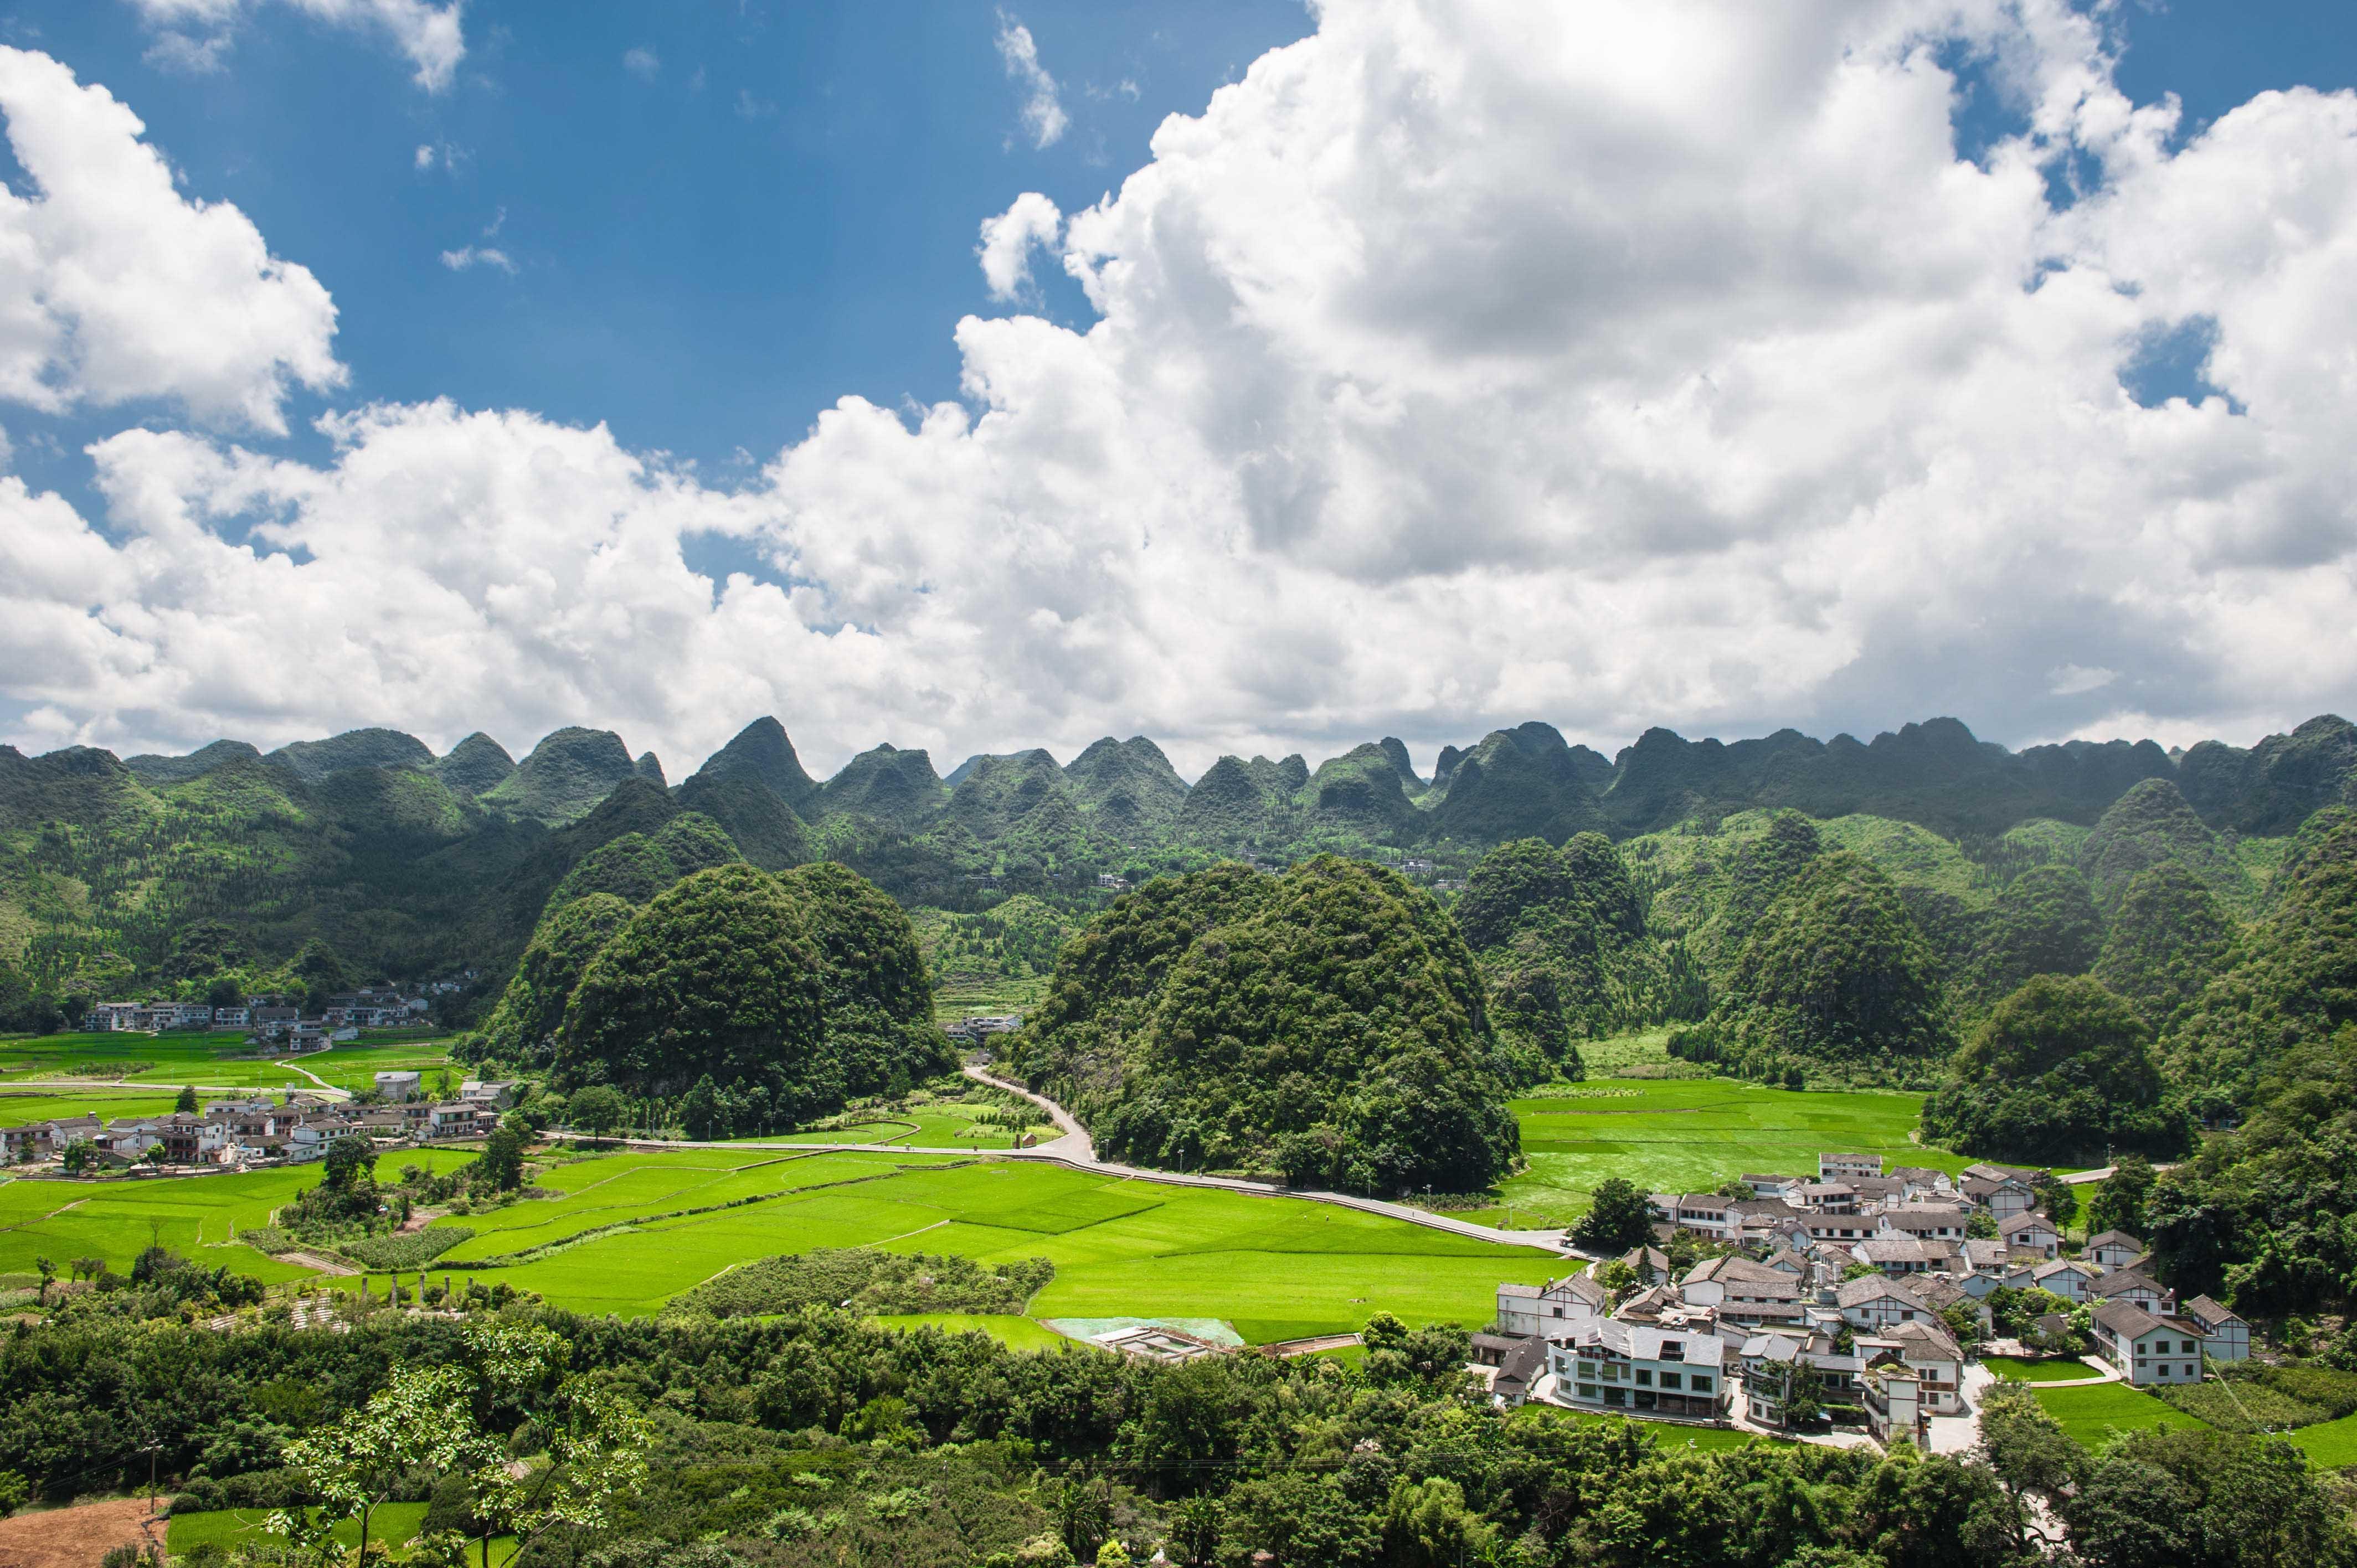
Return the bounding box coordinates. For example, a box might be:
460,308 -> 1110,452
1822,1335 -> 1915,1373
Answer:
9,0 -> 2357,781
125,0 -> 466,92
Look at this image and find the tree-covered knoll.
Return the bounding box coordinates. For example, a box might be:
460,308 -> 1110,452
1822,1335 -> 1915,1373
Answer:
688,715 -> 821,816
1299,744 -> 1425,840
2093,862 -> 2236,1033
555,862 -> 948,1125
1429,725 -> 1607,844
2175,712 -> 2357,835
482,893 -> 635,1063
2149,1025 -> 2357,1318
1062,735 -> 1189,840
1458,834 -> 1696,1062
1013,858 -> 1518,1193
429,731 -> 517,796
813,744 -> 951,829
2164,807 -> 2357,1102
548,811 -> 742,907
671,770 -> 812,869
480,726 -> 641,827
1967,864 -> 2102,1002
1676,848 -> 1951,1081
2081,777 -> 2256,915
1922,974 -> 2190,1164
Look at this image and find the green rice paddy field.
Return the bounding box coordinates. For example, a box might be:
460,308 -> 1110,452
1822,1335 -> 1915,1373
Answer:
0,1033 -> 459,1097
755,1103 -> 1037,1150
1486,1075 -> 1961,1224
2032,1381 -> 2209,1446
411,1148 -> 1561,1340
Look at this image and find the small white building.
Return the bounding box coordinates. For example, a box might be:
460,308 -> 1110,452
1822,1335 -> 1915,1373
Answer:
1496,1273 -> 1608,1337
1998,1211 -> 2061,1259
2086,1231 -> 2147,1271
1820,1153 -> 1885,1181
2093,1299 -> 2208,1386
374,1070 -> 424,1103
1835,1275 -> 1937,1331
2182,1296 -> 2251,1363
1547,1320 -> 1728,1419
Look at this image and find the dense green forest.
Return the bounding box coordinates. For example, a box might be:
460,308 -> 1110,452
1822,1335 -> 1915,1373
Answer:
15,1287 -> 2352,1568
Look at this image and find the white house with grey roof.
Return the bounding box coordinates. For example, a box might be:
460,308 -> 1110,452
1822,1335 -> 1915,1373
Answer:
1547,1319 -> 1728,1419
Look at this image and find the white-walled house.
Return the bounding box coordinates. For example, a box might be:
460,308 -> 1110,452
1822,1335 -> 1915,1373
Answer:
2093,1300 -> 2209,1386
1836,1276 -> 1937,1330
2086,1231 -> 2147,1271
1998,1211 -> 2061,1259
1497,1273 -> 1608,1337
2183,1296 -> 2251,1363
1547,1320 -> 1729,1419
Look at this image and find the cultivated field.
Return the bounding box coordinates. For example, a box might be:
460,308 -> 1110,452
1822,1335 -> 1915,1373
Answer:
0,1090 -> 188,1128
759,1100 -> 1042,1150
419,1148 -> 1561,1340
0,1033 -> 460,1097
2032,1381 -> 2208,1446
1486,1071 -> 1958,1224
0,1147 -> 478,1281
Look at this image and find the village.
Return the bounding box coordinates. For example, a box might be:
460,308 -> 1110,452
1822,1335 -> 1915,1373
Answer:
1468,1152 -> 2248,1451
0,1072 -> 520,1170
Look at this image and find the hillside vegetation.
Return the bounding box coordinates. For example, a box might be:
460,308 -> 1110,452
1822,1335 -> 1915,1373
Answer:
1012,857 -> 1519,1193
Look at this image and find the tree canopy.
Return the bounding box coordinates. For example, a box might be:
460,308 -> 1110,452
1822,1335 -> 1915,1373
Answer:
1922,974 -> 2191,1164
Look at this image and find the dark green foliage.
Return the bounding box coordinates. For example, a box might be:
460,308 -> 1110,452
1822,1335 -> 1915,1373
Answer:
1431,726 -> 1605,844
2085,1153 -> 2155,1240
264,728 -> 435,785
482,728 -> 641,826
672,772 -> 811,870
121,739 -> 263,787
1062,737 -> 1188,840
1569,1176 -> 1653,1253
1460,834 -> 1689,1046
430,733 -> 517,796
1923,976 -> 2189,1164
2064,1425 -> 2355,1568
690,718 -> 821,816
2166,807 -> 2357,1100
2175,714 -> 2357,835
557,862 -> 946,1122
1299,745 -> 1423,839
815,744 -> 949,829
2148,1026 -> 2357,1314
1171,756 -> 1280,844
1971,864 -> 2103,1000
548,812 -> 743,907
1015,858 -> 1517,1193
950,751 -> 1077,840
484,894 -> 635,1056
676,1249 -> 1054,1318
2093,863 -> 2236,1032
634,751 -> 667,786
2081,778 -> 2245,915
477,1125 -> 524,1192
1713,850 -> 1950,1074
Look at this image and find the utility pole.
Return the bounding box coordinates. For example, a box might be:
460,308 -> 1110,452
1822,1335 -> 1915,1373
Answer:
142,1442 -> 161,1514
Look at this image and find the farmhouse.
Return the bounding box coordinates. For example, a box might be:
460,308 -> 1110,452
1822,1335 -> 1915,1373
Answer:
2092,1299 -> 2209,1386
2086,1230 -> 2147,1270
1547,1320 -> 1728,1419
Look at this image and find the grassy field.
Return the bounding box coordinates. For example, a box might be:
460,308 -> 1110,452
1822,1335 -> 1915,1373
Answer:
0,1090 -> 188,1128
417,1148 -> 1559,1340
761,1102 -> 1039,1151
2289,1411 -> 2357,1468
0,1147 -> 477,1281
0,1034 -> 460,1098
1485,1061 -> 1957,1223
869,1312 -> 1080,1352
165,1504 -> 515,1563
1983,1356 -> 2105,1383
1520,1405 -> 1773,1452
2033,1381 -> 2209,1447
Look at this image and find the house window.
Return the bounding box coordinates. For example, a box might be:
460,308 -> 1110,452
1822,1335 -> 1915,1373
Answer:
1691,1375 -> 1712,1392
1660,1373 -> 1682,1390
1635,1370 -> 1653,1386
1577,1384 -> 1599,1401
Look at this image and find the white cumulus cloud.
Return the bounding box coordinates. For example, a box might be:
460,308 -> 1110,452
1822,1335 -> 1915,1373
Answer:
994,11 -> 1067,149
17,1 -> 2357,777
0,48 -> 344,435
439,245 -> 515,275
125,0 -> 465,92
976,192 -> 1062,301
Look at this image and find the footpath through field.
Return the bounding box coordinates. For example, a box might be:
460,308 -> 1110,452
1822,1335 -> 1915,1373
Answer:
574,1065 -> 1577,1257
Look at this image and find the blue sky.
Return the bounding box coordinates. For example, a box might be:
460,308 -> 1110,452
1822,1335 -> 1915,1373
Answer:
7,1 -> 2357,776
0,1 -> 1313,494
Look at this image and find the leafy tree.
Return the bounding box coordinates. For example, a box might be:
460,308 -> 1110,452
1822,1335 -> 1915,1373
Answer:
320,1134 -> 377,1193
565,1085 -> 627,1143
292,938 -> 349,1013
205,976 -> 245,1010
174,1085 -> 198,1113
2086,1153 -> 2156,1241
1570,1177 -> 1653,1254
1977,1379 -> 2085,1559
678,1074 -> 728,1141
1923,974 -> 2192,1163
33,1257 -> 53,1306
272,1365 -> 486,1567
0,1468 -> 25,1519
475,1125 -> 524,1192
2035,1169 -> 2080,1229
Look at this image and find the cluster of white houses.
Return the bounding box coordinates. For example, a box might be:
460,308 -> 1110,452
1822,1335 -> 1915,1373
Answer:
84,986 -> 436,1044
1475,1153 -> 2250,1445
1,1076 -> 519,1170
